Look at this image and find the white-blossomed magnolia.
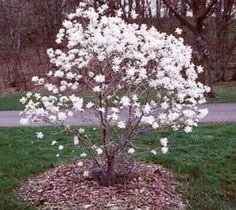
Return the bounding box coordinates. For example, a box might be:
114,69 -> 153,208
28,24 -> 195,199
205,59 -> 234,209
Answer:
20,3 -> 209,186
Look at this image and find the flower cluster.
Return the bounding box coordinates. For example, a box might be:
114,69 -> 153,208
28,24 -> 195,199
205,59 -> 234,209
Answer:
20,3 -> 209,163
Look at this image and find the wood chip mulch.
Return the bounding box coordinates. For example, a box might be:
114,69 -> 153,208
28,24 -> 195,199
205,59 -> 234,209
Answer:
19,160 -> 186,210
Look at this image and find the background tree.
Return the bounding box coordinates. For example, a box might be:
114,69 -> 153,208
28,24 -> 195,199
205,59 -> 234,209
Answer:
214,0 -> 236,81
0,0 -> 235,91
161,0 -> 236,86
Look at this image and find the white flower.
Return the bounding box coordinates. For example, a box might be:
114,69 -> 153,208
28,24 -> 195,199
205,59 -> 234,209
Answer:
66,72 -> 75,80
49,115 -> 57,123
73,136 -> 79,145
131,10 -> 138,19
160,137 -> 168,147
58,145 -> 64,150
32,76 -> 39,83
128,148 -> 135,154
67,111 -> 73,117
96,148 -> 103,155
20,118 -> 29,125
80,152 -> 87,158
71,96 -> 83,111
184,126 -> 192,133
183,110 -> 195,117
161,102 -> 169,110
141,116 -> 155,125
150,149 -> 157,155
52,88 -> 59,94
127,68 -> 136,77
117,121 -> 126,129
88,71 -> 94,77
19,97 -> 27,104
143,104 -> 151,114
116,9 -> 122,17
97,107 -> 105,113
45,84 -> 54,91
83,170 -> 90,177
93,86 -> 101,92
111,113 -> 119,121
197,66 -> 204,73
83,204 -> 92,209
120,96 -> 130,107
111,107 -> 119,113
77,161 -> 83,167
75,75 -> 82,80
71,83 -> 78,90
38,78 -> 44,85
175,27 -> 182,35
79,128 -> 85,134
51,140 -> 57,145
161,147 -> 168,154
91,145 -> 97,150
58,112 -> 67,121
54,70 -> 64,78
63,20 -> 73,29
34,93 -> 41,100
199,108 -> 208,118
132,94 -> 138,102
56,154 -> 60,157
60,85 -> 67,92
86,102 -> 94,108
47,71 -> 53,76
152,122 -> 159,129
94,74 -> 105,83
36,132 -> 44,139
26,92 -> 32,98
205,86 -> 211,93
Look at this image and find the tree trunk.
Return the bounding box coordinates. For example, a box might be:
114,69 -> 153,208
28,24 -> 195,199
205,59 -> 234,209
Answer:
106,159 -> 115,186
193,33 -> 212,85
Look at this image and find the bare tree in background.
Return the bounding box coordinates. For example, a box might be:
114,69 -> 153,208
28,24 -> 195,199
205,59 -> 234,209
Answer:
0,0 -> 28,90
161,0 -> 236,86
161,0 -> 219,87
215,0 -> 236,81
0,0 -> 236,92
0,0 -> 81,91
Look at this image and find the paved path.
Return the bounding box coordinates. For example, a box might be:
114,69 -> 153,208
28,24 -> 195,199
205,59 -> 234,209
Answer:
0,103 -> 236,127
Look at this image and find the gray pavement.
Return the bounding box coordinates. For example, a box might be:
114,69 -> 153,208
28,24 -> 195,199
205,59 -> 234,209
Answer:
0,103 -> 236,127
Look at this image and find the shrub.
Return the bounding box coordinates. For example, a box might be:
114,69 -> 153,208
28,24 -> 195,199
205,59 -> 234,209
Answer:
20,3 -> 209,186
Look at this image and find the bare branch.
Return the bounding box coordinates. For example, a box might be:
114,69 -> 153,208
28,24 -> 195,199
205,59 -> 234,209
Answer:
161,0 -> 195,32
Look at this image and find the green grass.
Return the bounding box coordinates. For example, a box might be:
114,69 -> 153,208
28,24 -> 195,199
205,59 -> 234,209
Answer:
0,93 -> 24,110
0,124 -> 235,209
208,82 -> 236,103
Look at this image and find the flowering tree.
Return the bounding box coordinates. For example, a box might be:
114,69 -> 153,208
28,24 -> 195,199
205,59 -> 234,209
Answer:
20,3 -> 209,186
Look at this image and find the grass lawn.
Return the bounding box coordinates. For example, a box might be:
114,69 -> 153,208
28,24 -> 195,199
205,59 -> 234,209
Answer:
208,81 -> 236,103
0,93 -> 24,110
0,124 -> 235,209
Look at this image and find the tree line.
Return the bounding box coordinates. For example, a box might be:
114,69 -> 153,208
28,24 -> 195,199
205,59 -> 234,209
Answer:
0,0 -> 235,91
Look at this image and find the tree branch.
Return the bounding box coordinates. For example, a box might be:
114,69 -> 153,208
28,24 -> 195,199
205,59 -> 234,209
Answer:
197,0 -> 218,25
161,0 -> 195,32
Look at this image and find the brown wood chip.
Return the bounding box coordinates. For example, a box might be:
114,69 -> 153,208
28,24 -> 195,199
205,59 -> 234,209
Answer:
19,160 -> 186,210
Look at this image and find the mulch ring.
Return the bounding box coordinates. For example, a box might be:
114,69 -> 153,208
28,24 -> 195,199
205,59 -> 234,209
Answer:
19,160 -> 187,210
